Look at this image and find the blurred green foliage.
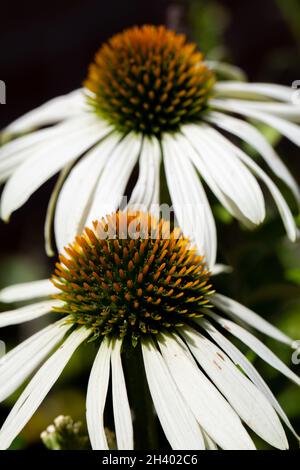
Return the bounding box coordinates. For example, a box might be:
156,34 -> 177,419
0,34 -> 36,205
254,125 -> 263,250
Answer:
276,0 -> 300,50
189,0 -> 230,59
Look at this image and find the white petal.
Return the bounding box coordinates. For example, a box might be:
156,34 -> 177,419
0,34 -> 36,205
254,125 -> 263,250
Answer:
0,279 -> 58,303
128,136 -> 161,217
149,137 -> 162,215
211,264 -> 233,276
162,133 -> 217,269
127,138 -> 153,208
86,133 -> 142,223
206,62 -> 247,81
0,117 -> 96,184
4,89 -> 86,134
182,326 -> 288,449
212,293 -> 295,346
43,115 -> 102,250
86,337 -> 112,450
215,100 -> 300,123
199,124 -> 266,224
182,124 -> 265,225
158,333 -> 255,450
0,327 -> 89,450
0,113 -> 94,167
0,168 -> 17,185
199,317 -> 299,440
211,98 -> 300,146
142,337 -> 205,450
202,430 -> 218,450
0,127 -> 56,162
214,82 -> 294,102
44,162 -> 74,256
206,111 -> 300,204
0,128 -> 58,183
1,116 -> 112,221
0,318 -> 66,367
111,339 -> 133,450
242,161 -> 298,242
0,318 -> 72,402
54,133 -> 119,252
203,126 -> 298,241
0,299 -> 62,328
208,311 -> 300,387
178,134 -> 254,227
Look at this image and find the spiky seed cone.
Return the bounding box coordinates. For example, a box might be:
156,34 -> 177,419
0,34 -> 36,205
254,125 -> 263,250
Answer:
52,212 -> 214,347
84,25 -> 215,136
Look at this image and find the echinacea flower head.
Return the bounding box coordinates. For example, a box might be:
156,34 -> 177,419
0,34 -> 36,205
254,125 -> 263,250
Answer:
0,211 -> 299,450
1,25 -> 300,269
84,26 -> 215,135
52,211 -> 213,346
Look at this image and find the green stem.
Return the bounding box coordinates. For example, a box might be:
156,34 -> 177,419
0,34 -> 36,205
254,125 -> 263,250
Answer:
124,345 -> 159,450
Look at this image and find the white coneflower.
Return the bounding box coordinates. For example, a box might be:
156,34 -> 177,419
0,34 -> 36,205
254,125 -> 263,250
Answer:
0,26 -> 299,267
0,211 -> 299,450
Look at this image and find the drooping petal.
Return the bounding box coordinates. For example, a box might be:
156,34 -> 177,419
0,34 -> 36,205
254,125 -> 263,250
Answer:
198,124 -> 266,223
54,133 -> 119,252
0,128 -> 59,183
0,279 -> 58,303
0,327 -> 89,450
211,264 -> 233,276
0,127 -> 56,162
0,318 -> 72,402
86,337 -> 112,450
44,162 -> 74,256
148,137 -> 161,214
142,337 -> 205,450
158,333 -> 255,450
211,99 -> 300,146
4,89 -> 86,134
128,136 -> 161,217
182,124 -> 266,225
214,82 -> 294,102
111,339 -> 133,450
182,326 -> 288,449
199,317 -> 299,440
206,62 -> 247,81
214,100 -> 300,123
86,133 -> 142,223
212,293 -> 295,347
206,111 -> 300,204
162,133 -> 217,269
0,299 -> 62,328
1,116 -> 112,221
202,430 -> 218,450
179,134 -> 255,227
208,311 -> 300,387
204,126 -> 298,241
0,116 -> 98,185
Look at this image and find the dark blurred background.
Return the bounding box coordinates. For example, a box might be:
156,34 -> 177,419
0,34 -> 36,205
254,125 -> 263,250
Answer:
0,0 -> 300,450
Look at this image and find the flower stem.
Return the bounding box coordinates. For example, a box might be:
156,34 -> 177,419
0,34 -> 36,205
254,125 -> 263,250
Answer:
124,345 -> 159,450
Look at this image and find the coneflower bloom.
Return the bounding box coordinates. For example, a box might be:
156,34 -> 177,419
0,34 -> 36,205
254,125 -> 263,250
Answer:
0,212 -> 299,450
1,25 -> 300,266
